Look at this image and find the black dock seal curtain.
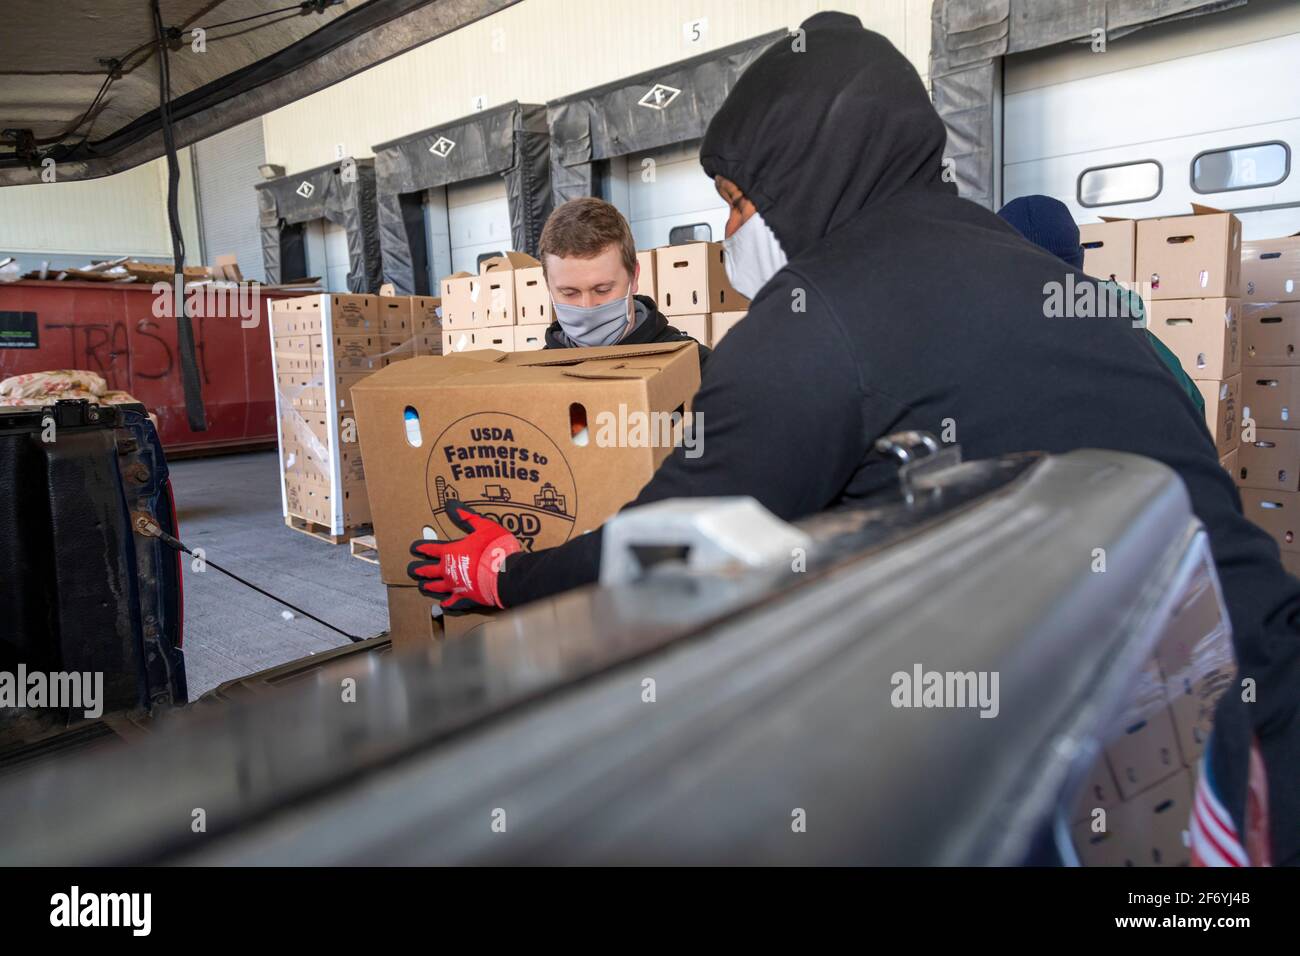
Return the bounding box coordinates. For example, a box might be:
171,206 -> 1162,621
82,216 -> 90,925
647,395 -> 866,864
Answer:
373,102 -> 552,296
547,30 -> 788,207
256,158 -> 383,292
931,0 -> 1246,209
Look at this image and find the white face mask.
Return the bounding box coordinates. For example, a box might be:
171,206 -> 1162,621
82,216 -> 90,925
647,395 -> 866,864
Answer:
549,284 -> 634,348
723,209 -> 788,300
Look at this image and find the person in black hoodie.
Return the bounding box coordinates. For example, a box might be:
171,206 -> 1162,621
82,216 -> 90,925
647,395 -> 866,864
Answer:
535,197 -> 709,360
410,12 -> 1298,862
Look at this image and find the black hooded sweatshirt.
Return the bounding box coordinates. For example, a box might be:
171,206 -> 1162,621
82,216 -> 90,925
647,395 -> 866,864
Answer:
499,12 -> 1300,856
542,294 -> 712,364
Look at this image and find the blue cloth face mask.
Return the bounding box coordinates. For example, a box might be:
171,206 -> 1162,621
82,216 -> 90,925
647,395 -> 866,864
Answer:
550,284 -> 634,348
723,208 -> 788,300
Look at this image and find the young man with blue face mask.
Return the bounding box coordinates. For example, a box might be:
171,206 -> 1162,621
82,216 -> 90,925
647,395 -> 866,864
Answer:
537,197 -> 711,356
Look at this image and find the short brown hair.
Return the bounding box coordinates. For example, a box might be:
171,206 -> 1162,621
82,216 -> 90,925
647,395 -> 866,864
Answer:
538,197 -> 637,277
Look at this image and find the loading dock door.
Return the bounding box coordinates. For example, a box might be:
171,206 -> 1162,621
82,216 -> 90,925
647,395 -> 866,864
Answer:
1003,8 -> 1300,238
621,140 -> 729,249
445,175 -> 513,274
193,118 -> 267,282
304,219 -> 352,292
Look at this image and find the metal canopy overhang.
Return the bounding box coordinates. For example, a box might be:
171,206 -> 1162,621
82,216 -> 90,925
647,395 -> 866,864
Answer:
930,0 -> 1249,209
0,0 -> 522,186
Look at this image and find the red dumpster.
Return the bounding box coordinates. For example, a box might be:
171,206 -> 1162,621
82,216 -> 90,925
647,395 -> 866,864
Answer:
0,280 -> 304,454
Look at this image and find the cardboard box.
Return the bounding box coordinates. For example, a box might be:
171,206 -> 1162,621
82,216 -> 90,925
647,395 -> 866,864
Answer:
1240,487 -> 1300,552
1241,233 -> 1300,303
1194,375 -> 1239,457
655,242 -> 750,316
514,267 -> 551,326
1243,301 -> 1300,366
1281,550 -> 1300,579
351,341 -> 702,585
284,474 -> 371,528
331,333 -> 386,373
636,249 -> 657,303
514,323 -> 548,351
439,271 -> 485,329
1148,298 -> 1240,380
413,331 -> 443,356
671,313 -> 710,345
1242,366 -> 1300,429
377,295 -> 440,338
1167,674 -> 1229,768
710,310 -> 747,347
1079,219 -> 1136,284
385,585 -> 441,652
1105,704 -> 1182,802
378,296 -> 414,335
477,326 -> 516,351
1237,428 -> 1300,492
1136,205 -> 1242,300
1220,446 -> 1237,481
271,293 -> 380,332
270,297 -> 335,337
443,329 -> 494,353
480,252 -> 541,326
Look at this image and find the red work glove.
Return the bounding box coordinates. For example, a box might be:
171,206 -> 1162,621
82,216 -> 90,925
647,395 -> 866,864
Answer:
407,500 -> 521,612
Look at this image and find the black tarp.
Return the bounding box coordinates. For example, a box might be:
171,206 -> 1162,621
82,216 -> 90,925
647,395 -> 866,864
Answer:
255,158 -> 382,293
546,30 -> 788,206
372,102 -> 551,296
930,0 -> 1248,209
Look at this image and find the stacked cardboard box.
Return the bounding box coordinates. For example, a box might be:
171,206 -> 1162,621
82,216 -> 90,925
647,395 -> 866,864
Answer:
1237,232 -> 1300,577
271,293 -> 436,538
1079,217 -> 1137,290
351,341 -> 703,648
1137,206 -> 1243,473
439,252 -> 550,354
653,241 -> 750,348
636,249 -> 657,303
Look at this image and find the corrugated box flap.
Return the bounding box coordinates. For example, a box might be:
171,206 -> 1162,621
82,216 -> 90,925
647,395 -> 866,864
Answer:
561,362 -> 664,381
351,351 -> 508,391
507,340 -> 689,367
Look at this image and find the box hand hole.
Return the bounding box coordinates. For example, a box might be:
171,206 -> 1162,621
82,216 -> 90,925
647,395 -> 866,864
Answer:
404,406 -> 422,447
569,402 -> 588,446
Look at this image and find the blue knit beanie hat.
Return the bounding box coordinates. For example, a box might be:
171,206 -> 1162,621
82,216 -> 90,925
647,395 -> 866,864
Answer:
997,195 -> 1085,270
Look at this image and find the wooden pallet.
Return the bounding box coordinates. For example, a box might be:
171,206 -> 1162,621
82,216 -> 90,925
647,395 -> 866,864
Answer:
284,514 -> 370,545
349,534 -> 379,564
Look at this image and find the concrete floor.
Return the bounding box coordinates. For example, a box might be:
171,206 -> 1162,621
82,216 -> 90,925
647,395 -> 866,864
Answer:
169,451 -> 388,698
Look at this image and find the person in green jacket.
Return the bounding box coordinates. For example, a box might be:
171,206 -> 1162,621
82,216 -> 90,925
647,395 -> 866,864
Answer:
997,195 -> 1204,414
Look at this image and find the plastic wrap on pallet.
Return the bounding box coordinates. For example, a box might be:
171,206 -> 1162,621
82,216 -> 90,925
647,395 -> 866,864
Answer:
1069,539 -> 1237,863
269,294 -> 435,536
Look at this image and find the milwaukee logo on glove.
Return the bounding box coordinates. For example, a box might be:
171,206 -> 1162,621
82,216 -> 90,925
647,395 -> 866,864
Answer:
351,340 -> 701,587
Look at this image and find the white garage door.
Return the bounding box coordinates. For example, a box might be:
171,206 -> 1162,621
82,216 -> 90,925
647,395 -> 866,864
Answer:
192,118 -> 266,282
444,175 -> 512,275
304,218 -> 351,292
615,140 -> 729,250
1003,2 -> 1300,239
